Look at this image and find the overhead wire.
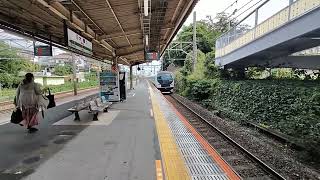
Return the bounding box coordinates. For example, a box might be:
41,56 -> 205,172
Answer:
219,0 -> 267,33
220,0 -> 239,14
231,0 -> 265,21
226,0 -> 258,20
214,0 -> 270,50
232,0 -> 257,17
212,0 -> 258,21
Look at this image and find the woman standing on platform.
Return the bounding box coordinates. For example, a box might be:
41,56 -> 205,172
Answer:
15,73 -> 43,133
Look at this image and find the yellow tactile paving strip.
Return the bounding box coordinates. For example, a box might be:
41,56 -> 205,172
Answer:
149,85 -> 191,180
155,160 -> 164,180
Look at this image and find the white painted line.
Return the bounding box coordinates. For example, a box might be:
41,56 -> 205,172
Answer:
53,111 -> 120,126
150,109 -> 154,117
0,121 -> 9,126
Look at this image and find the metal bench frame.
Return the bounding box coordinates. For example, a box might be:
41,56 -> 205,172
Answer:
67,96 -> 112,121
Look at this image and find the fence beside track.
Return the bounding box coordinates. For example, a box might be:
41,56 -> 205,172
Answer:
0,87 -> 98,113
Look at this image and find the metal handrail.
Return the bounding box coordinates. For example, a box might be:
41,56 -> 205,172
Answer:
216,0 -> 320,57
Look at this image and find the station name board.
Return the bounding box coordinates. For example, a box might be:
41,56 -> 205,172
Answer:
67,28 -> 92,55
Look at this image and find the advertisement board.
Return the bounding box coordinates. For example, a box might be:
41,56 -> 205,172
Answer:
99,71 -> 120,102
67,28 -> 92,55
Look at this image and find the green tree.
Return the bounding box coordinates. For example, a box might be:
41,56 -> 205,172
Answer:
1,42 -> 27,74
163,12 -> 235,69
176,21 -> 217,54
205,13 -> 237,33
0,41 -> 41,87
54,64 -> 73,76
204,51 -> 220,79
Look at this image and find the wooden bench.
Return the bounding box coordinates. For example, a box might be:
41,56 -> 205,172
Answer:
68,96 -> 112,121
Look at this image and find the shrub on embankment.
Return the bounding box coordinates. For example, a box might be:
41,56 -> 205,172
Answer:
173,49 -> 320,158
175,77 -> 320,153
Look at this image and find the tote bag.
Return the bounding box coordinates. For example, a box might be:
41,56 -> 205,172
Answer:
11,108 -> 23,124
46,89 -> 56,109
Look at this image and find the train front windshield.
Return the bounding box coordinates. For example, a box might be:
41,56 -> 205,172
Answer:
157,73 -> 173,85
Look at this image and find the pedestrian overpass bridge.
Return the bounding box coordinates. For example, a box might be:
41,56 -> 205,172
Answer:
215,0 -> 320,70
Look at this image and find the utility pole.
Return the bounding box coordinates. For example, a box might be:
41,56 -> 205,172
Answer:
97,61 -> 101,96
193,11 -> 197,71
72,53 -> 78,96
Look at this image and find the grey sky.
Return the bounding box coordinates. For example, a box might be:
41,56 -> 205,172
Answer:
185,0 -> 290,27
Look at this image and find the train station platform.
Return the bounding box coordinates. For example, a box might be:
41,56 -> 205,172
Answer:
0,80 -> 239,180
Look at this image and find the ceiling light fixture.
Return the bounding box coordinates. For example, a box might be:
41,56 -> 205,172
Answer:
145,35 -> 149,46
144,0 -> 149,16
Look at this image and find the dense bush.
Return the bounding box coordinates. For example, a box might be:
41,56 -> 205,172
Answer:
84,72 -> 98,82
0,73 -> 22,88
54,64 -> 73,76
175,49 -> 320,146
180,78 -> 320,145
183,79 -> 212,101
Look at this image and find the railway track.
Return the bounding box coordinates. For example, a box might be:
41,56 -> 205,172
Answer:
165,94 -> 286,180
0,87 -> 98,114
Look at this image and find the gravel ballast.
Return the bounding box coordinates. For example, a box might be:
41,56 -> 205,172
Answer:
172,94 -> 320,180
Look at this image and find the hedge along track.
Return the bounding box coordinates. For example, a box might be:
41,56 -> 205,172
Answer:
165,94 -> 286,180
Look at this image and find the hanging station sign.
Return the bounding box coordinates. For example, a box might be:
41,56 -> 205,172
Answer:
67,28 -> 93,55
34,45 -> 52,56
145,52 -> 159,61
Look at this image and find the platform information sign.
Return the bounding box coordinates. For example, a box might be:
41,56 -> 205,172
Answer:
99,71 -> 120,102
34,45 -> 52,56
145,52 -> 159,61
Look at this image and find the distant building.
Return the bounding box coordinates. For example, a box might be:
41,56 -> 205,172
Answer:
37,53 -> 72,67
17,50 -> 34,61
37,53 -> 90,71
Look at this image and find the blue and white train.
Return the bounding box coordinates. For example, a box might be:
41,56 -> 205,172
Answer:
151,71 -> 174,93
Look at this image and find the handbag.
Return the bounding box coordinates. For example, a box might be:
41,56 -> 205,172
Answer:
11,108 -> 23,124
46,89 -> 56,109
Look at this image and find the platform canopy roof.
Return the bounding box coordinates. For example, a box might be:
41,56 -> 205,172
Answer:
0,0 -> 198,65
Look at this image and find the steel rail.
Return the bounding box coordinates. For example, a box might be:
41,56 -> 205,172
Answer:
168,94 -> 286,180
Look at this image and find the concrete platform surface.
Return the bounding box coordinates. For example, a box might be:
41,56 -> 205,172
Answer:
22,81 -> 160,180
1,79 -> 237,180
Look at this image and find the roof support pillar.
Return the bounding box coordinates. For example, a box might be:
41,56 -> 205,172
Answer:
130,65 -> 133,90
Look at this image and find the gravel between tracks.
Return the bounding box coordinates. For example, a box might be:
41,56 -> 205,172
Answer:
172,94 -> 320,180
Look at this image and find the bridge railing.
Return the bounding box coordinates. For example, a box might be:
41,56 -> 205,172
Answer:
216,0 -> 320,58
